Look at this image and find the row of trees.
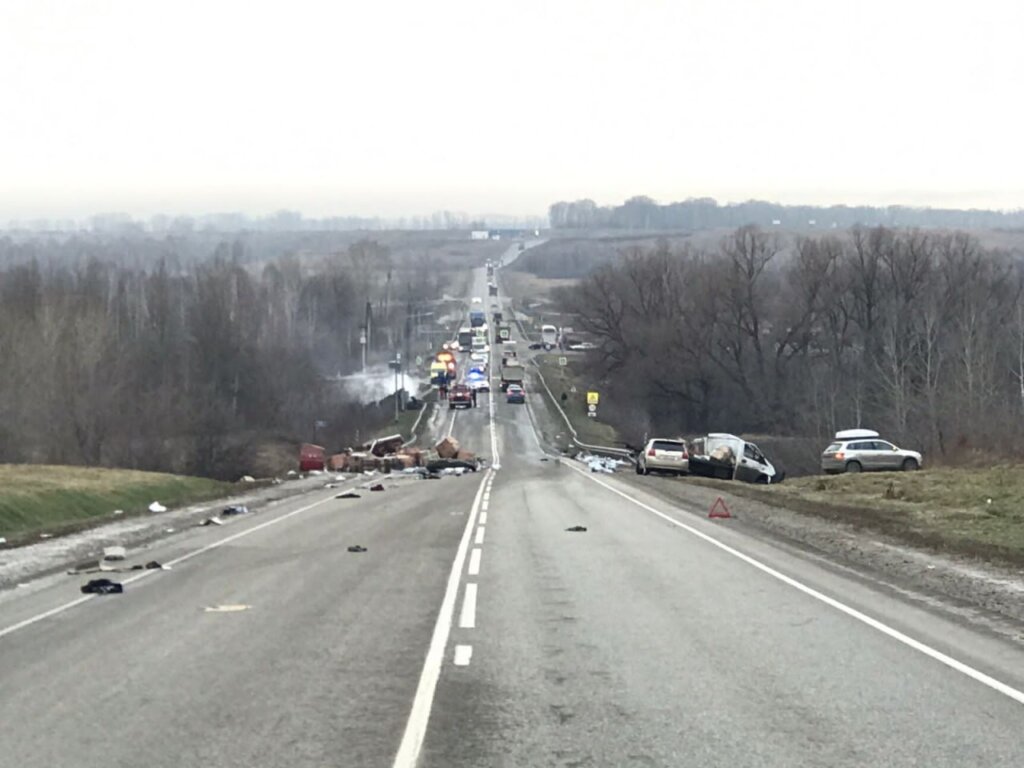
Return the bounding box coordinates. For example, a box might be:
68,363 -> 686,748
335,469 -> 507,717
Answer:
549,197 -> 1024,232
0,239 -> 449,478
560,227 -> 1024,461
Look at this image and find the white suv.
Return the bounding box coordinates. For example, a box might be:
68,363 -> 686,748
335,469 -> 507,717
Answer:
821,429 -> 922,474
636,439 -> 689,476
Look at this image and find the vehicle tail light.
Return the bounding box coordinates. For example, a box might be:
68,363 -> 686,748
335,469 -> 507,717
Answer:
647,448 -> 656,457
834,452 -> 844,460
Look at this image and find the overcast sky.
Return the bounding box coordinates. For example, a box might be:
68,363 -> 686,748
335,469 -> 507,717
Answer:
2,0 -> 1022,220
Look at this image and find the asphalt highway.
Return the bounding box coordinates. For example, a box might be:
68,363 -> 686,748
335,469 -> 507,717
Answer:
1,244 -> 1022,767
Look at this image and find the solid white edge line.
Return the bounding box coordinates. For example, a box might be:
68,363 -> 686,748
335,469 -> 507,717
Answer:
468,547 -> 482,576
453,644 -> 473,666
459,582 -> 478,629
0,487 -> 349,640
392,469 -> 490,768
447,408 -> 457,437
563,462 -> 1024,707
475,526 -> 486,545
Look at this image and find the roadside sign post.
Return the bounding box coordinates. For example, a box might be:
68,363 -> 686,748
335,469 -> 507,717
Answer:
558,356 -> 567,366
586,391 -> 599,419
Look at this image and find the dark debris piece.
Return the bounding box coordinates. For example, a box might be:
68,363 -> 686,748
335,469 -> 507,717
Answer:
81,578 -> 124,595
565,526 -> 588,532
337,492 -> 361,499
347,545 -> 368,553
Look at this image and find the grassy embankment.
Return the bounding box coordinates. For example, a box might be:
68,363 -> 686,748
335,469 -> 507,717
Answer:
0,465 -> 232,543
690,468 -> 1024,566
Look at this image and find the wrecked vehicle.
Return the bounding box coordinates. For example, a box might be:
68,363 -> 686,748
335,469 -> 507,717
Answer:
687,433 -> 782,484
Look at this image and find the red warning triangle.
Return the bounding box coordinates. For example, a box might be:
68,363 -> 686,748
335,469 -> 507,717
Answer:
708,496 -> 732,519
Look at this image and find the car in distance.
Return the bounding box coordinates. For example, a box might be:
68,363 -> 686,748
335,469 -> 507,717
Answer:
448,384 -> 473,409
821,429 -> 922,474
505,383 -> 525,404
636,438 -> 689,476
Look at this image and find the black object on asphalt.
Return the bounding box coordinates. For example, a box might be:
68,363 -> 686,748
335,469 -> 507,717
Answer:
565,525 -> 588,532
222,505 -> 249,516
426,458 -> 478,472
81,578 -> 124,594
337,492 -> 361,499
347,545 -> 367,553
369,483 -> 385,492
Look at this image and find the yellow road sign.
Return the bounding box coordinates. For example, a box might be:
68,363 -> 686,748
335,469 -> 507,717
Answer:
586,391 -> 600,405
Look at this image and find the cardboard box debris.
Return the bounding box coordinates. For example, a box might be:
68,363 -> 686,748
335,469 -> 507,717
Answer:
435,436 -> 461,459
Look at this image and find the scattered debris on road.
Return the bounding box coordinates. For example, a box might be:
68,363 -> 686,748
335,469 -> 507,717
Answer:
240,475 -> 256,482
102,546 -> 127,561
112,509 -> 124,516
347,545 -> 368,553
575,452 -> 625,474
197,516 -> 225,527
221,505 -> 250,517
565,525 -> 588,532
369,483 -> 385,492
204,604 -> 249,612
435,436 -> 461,459
81,578 -> 124,595
336,491 -> 361,499
148,501 -> 167,513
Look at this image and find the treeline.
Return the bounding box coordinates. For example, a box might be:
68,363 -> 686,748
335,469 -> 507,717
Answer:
549,196 -> 1024,232
0,239 -> 447,478
561,227 -> 1024,460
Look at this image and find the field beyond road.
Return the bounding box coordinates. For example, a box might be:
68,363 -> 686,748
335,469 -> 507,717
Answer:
0,465 -> 232,542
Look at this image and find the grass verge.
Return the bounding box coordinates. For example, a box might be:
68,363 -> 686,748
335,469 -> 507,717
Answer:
687,467 -> 1024,566
0,465 -> 233,543
531,354 -> 622,449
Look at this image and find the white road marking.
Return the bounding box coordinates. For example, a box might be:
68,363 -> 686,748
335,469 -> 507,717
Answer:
204,604 -> 250,613
0,487 -> 352,640
459,583 -> 478,629
479,512 -> 488,525
565,462 -> 1024,708
453,644 -> 473,666
475,526 -> 486,545
447,408 -> 457,437
481,500 -> 489,511
483,492 -> 490,502
392,470 -> 490,768
468,547 -> 482,576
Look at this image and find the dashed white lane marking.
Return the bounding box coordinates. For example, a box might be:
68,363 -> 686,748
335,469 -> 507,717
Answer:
483,491 -> 490,502
479,512 -> 488,525
475,526 -> 486,545
0,486 -> 352,641
453,644 -> 473,666
565,462 -> 1024,708
468,547 -> 482,576
481,500 -> 489,511
459,583 -> 478,629
392,470 -> 490,768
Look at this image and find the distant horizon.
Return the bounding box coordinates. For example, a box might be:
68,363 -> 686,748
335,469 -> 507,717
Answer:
5,193 -> 1024,231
